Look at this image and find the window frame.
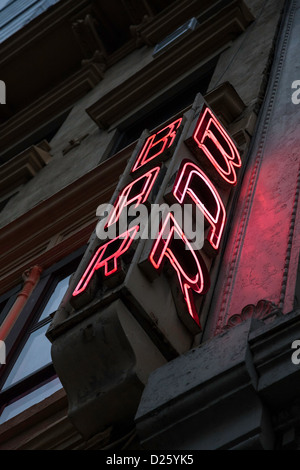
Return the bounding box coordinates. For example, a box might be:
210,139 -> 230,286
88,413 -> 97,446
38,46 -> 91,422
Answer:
0,282 -> 22,327
0,245 -> 86,420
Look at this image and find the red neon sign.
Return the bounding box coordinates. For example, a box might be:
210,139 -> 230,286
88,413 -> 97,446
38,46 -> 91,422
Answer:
106,166 -> 160,227
132,118 -> 182,172
173,161 -> 226,251
192,106 -> 241,185
73,226 -> 139,296
72,101 -> 241,333
149,212 -> 210,327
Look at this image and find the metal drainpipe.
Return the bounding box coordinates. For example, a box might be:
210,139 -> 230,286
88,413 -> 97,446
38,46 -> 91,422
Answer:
0,265 -> 43,341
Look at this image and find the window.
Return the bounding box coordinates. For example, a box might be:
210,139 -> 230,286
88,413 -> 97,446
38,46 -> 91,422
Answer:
0,378 -> 62,424
0,247 -> 85,424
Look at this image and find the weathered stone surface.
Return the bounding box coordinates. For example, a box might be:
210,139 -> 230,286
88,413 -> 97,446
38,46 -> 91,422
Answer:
205,0 -> 300,337
50,299 -> 166,439
136,310 -> 300,449
135,320 -> 275,450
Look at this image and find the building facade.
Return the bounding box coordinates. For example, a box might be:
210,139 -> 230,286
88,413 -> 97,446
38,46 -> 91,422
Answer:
0,0 -> 299,450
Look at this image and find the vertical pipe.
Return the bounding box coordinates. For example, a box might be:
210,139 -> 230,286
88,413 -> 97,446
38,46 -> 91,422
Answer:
0,266 -> 43,341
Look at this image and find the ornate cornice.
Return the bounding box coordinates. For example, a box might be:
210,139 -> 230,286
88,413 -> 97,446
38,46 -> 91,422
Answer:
0,143 -> 52,198
0,78 -> 249,296
86,0 -> 253,130
224,300 -> 283,330
0,63 -> 104,159
205,82 -> 246,126
0,142 -> 134,295
130,0 -> 213,47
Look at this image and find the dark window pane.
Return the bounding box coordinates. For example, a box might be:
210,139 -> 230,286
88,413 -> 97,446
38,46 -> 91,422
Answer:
38,274 -> 71,321
0,377 -> 62,424
2,323 -> 52,389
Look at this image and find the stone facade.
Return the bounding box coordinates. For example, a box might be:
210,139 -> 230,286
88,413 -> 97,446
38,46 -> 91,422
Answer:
0,0 -> 299,450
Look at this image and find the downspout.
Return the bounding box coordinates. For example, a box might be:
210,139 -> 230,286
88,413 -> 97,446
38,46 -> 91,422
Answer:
0,265 -> 43,341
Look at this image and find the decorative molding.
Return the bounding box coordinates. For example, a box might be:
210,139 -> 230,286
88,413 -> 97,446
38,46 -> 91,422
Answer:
206,82 -> 253,149
129,0 -> 241,47
0,78 -> 248,296
0,0 -> 145,156
205,81 -> 246,126
130,14 -> 153,47
0,0 -> 92,130
86,0 -> 253,129
0,0 -> 91,66
279,165 -> 300,309
136,308 -> 300,450
215,0 -> 298,334
224,300 -> 283,330
0,142 -> 135,295
0,64 -> 104,156
135,320 -> 274,450
0,144 -> 52,198
72,13 -> 107,62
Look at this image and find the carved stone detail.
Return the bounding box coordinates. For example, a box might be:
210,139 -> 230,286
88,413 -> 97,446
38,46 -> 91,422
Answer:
81,50 -> 107,76
72,14 -> 107,62
62,134 -> 89,156
214,0 -> 298,335
225,300 -> 283,330
87,1 -> 253,130
130,15 -> 153,47
0,144 -> 52,198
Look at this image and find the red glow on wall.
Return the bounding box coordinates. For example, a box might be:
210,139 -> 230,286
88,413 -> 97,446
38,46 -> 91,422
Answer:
73,226 -> 139,296
192,106 -> 241,185
106,167 -> 160,227
149,212 -> 210,328
173,160 -> 227,251
132,118 -> 182,172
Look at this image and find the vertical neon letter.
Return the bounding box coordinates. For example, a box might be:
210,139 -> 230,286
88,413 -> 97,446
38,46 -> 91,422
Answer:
132,118 -> 182,172
149,212 -> 210,329
106,166 -> 160,227
173,161 -> 226,252
73,226 -> 139,296
192,106 -> 241,185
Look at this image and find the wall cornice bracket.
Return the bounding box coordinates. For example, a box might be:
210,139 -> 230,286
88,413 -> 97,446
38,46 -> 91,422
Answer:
86,0 -> 253,130
0,144 -> 52,199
